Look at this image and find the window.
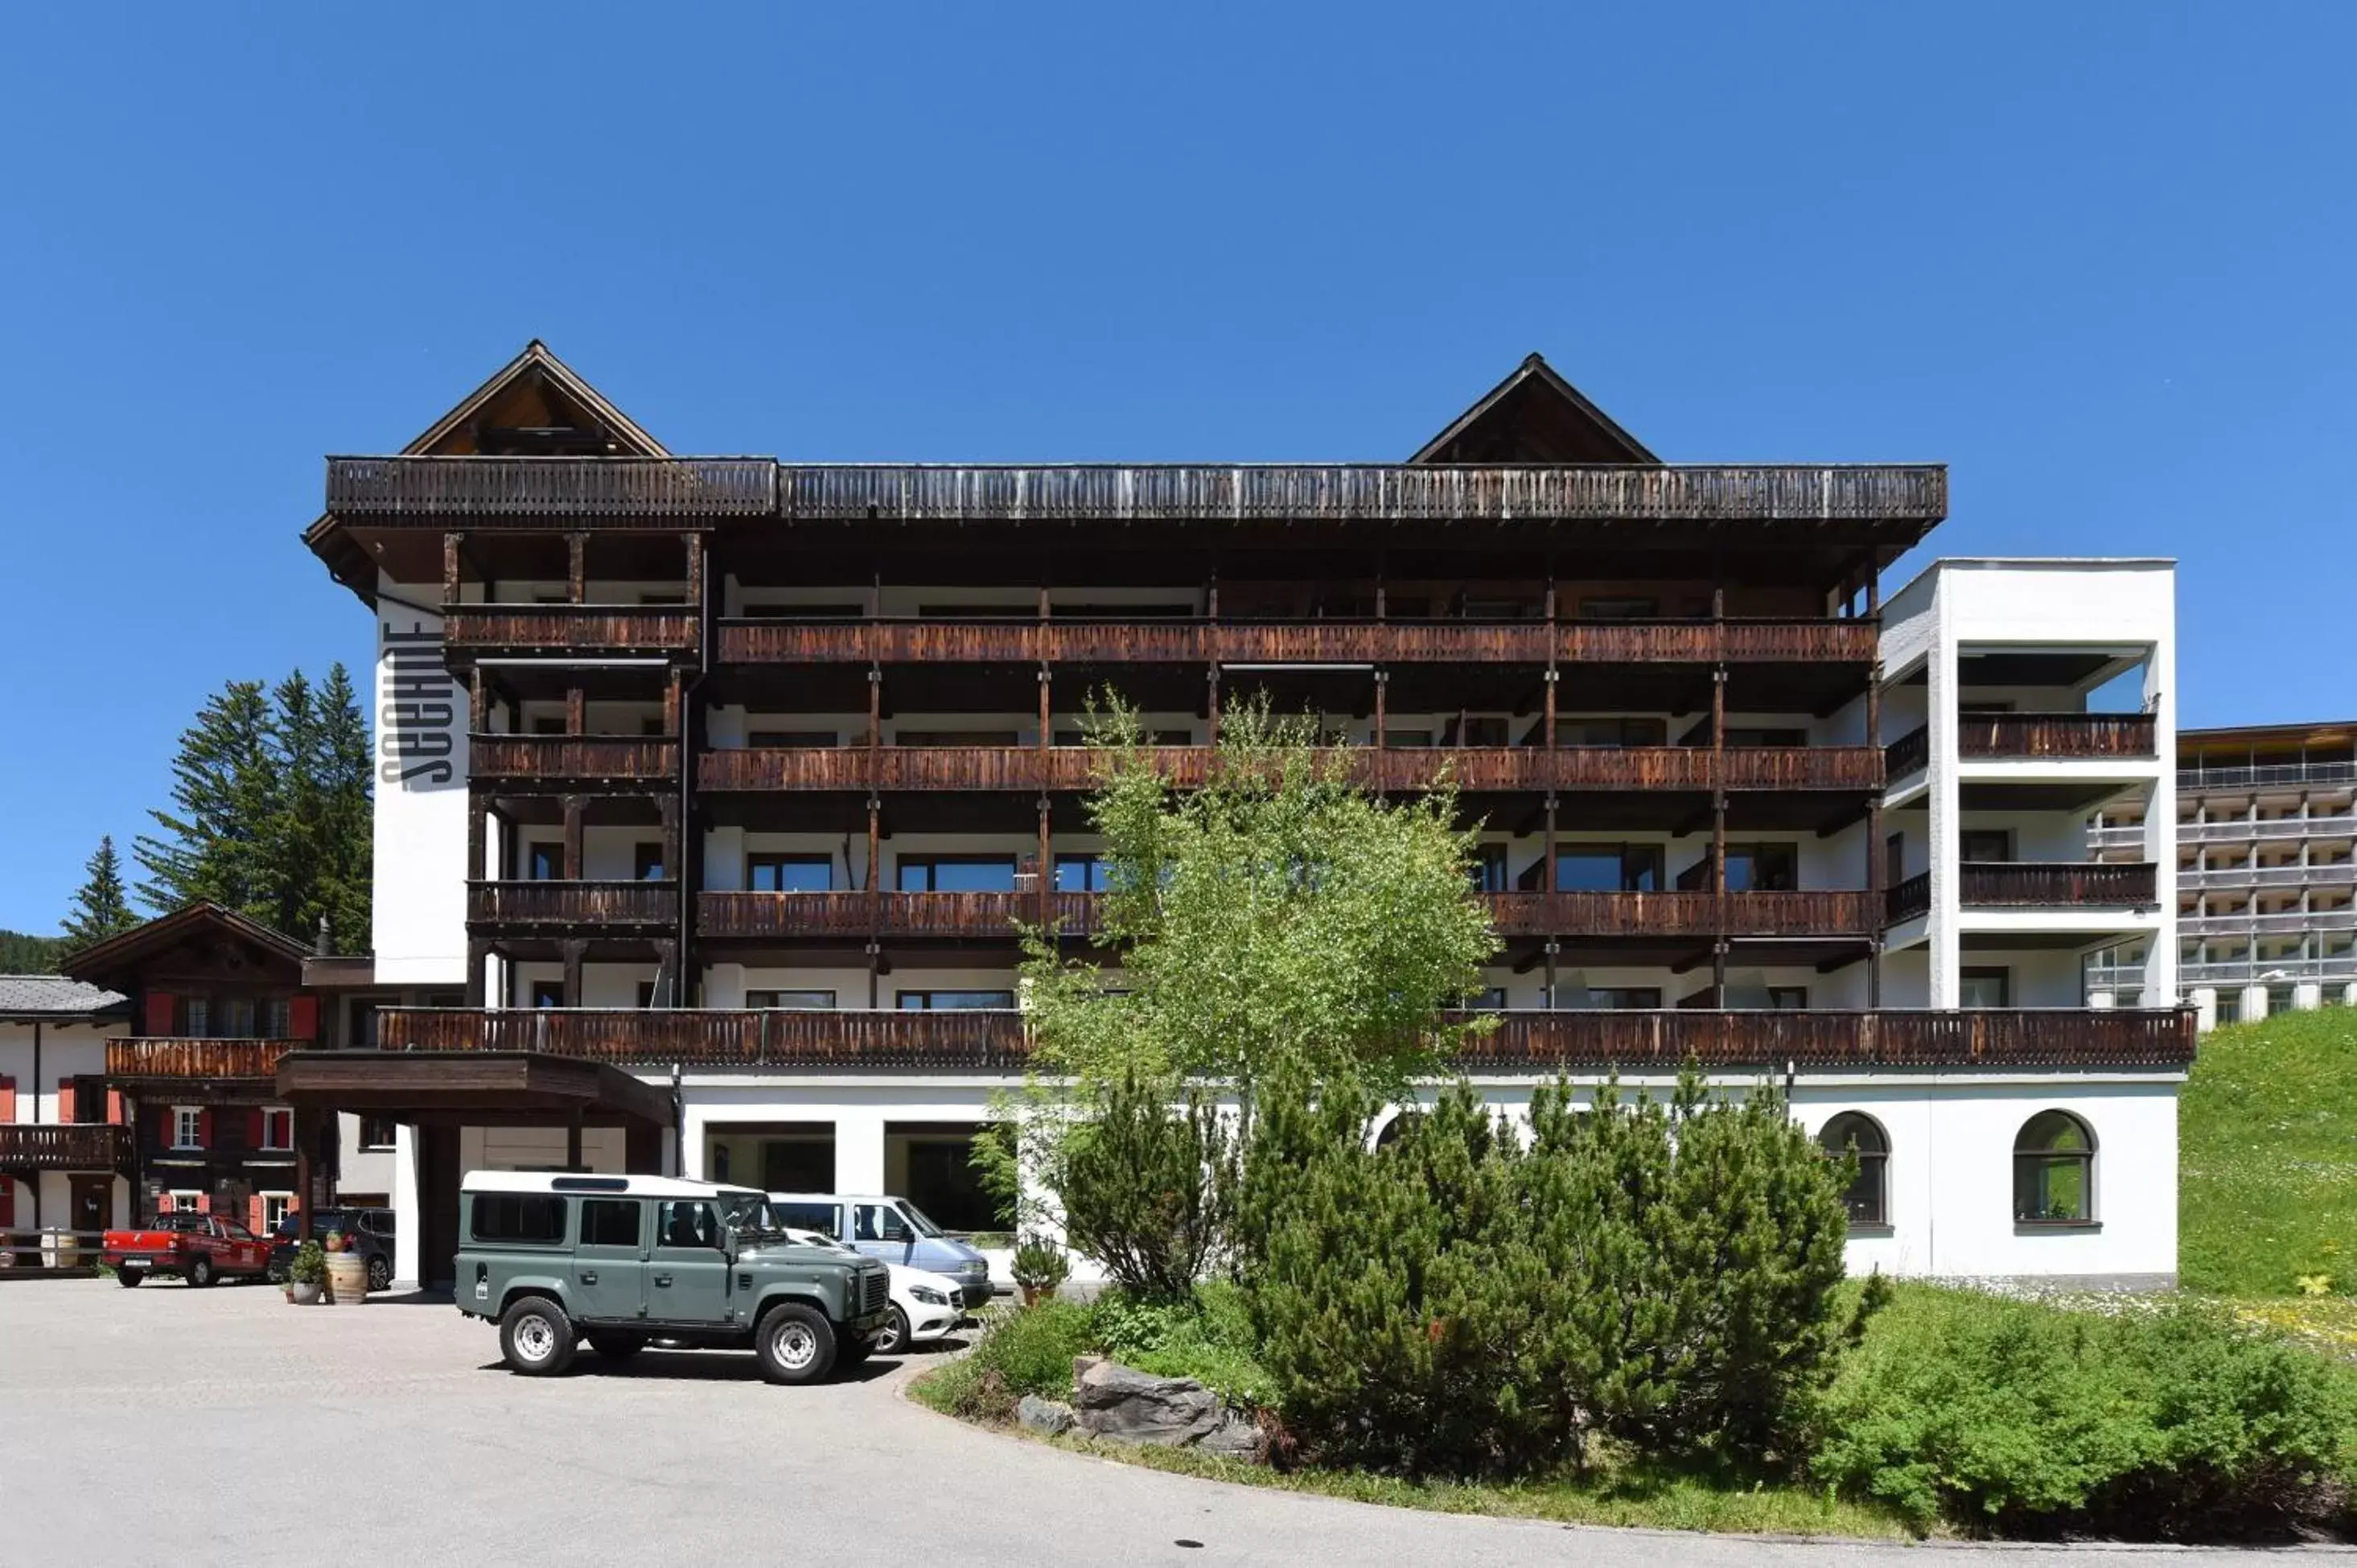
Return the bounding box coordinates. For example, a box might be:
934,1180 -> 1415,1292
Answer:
895,730 -> 1019,747
1819,1113 -> 1889,1227
1466,986 -> 1508,1011
1446,715 -> 1511,747
531,715 -> 566,735
1959,967 -> 2012,1007
748,854 -> 833,892
529,981 -> 566,1009
898,856 -> 1018,893
747,990 -> 836,1010
636,982 -> 657,1009
853,1203 -> 909,1242
527,842 -> 562,881
168,1190 -> 204,1213
1555,846 -> 1664,892
173,1107 -> 204,1150
1960,829 -> 2014,863
1468,844 -> 1509,893
640,592 -> 688,606
260,1109 -> 292,1151
747,730 -> 840,748
655,1200 -> 722,1250
1767,986 -> 1809,1010
1055,854 -> 1113,893
772,1201 -> 840,1233
633,842 -> 666,880
1726,843 -> 1800,892
1054,729 -> 1194,747
1722,727 -> 1808,748
221,998 -> 256,1038
1380,728 -> 1434,748
263,1194 -> 291,1233
359,1117 -> 397,1151
263,998 -> 290,1038
1557,717 -> 1667,748
641,716 -> 668,737
470,1193 -> 567,1245
2014,1110 -> 2096,1224
185,998 -> 211,1038
897,990 -> 1016,1010
1578,597 -> 1658,620
1885,831 -> 1905,887
1553,986 -> 1661,1010
578,1198 -> 643,1249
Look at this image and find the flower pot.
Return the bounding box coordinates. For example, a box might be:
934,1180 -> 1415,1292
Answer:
323,1251 -> 368,1306
287,1279 -> 322,1305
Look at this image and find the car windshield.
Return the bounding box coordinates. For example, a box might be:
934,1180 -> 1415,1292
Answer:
784,1228 -> 853,1253
719,1195 -> 789,1237
896,1203 -> 945,1239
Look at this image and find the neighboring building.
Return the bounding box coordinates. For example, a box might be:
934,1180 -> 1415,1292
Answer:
2091,721 -> 2357,1027
191,341 -> 2195,1288
0,977 -> 131,1253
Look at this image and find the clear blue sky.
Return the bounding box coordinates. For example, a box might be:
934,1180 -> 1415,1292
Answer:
2,4 -> 2349,935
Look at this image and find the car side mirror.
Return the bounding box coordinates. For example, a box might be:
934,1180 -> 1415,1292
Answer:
884,1221 -> 911,1243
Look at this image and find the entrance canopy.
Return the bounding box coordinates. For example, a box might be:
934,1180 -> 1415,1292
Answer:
273,1050 -> 673,1130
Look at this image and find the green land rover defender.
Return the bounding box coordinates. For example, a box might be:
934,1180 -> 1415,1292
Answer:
455,1172 -> 892,1383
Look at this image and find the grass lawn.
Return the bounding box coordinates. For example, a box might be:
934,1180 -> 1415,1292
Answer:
906,1364 -> 1921,1539
2179,1007 -> 2357,1299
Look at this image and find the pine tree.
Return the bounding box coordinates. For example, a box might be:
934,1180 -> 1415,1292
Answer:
136,679 -> 276,916
62,836 -> 138,949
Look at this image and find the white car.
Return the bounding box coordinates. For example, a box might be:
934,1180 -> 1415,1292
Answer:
781,1228 -> 967,1354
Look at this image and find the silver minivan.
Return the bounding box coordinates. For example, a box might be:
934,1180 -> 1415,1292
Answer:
766,1192 -> 995,1307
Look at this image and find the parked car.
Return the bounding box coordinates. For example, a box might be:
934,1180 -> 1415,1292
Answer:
266,1208 -> 395,1291
103,1212 -> 274,1287
456,1172 -> 891,1383
766,1192 -> 995,1307
779,1227 -> 969,1354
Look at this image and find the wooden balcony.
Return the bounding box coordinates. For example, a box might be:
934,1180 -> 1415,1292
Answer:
105,1039 -> 298,1083
442,604 -> 698,662
1960,713 -> 2157,761
716,617 -> 1881,669
1885,725 -> 1930,780
468,880 -> 679,931
471,734 -> 679,788
327,456 -> 775,519
1958,862 -> 2159,908
697,744 -> 1879,795
364,1002 -> 2192,1072
0,1123 -> 133,1173
699,889 -> 1878,942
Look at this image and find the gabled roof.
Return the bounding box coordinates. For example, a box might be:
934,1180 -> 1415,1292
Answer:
60,903 -> 313,989
1409,353 -> 1659,465
401,340 -> 668,458
0,976 -> 127,1020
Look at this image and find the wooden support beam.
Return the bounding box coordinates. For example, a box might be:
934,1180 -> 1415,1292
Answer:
567,533 -> 587,603
563,796 -> 585,881
466,938 -> 490,1008
443,532 -> 463,606
561,940 -> 586,1008
664,671 -> 681,738
467,793 -> 487,884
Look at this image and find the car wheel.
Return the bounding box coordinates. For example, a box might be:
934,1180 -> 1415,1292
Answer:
366,1254 -> 392,1292
500,1297 -> 578,1377
873,1305 -> 910,1355
754,1303 -> 836,1385
587,1333 -> 644,1360
116,1270 -> 142,1288
187,1255 -> 216,1288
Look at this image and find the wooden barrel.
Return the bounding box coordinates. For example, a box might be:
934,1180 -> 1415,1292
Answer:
324,1250 -> 369,1305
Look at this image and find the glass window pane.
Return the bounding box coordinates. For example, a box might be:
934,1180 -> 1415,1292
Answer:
578,1199 -> 641,1248
1556,851 -> 1623,891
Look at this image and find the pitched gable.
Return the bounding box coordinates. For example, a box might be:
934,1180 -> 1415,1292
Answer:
1410,353 -> 1658,465
402,340 -> 667,458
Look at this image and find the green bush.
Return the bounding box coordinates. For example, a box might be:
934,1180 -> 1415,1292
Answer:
287,1240 -> 326,1286
923,1298 -> 1096,1422
1813,1285 -> 2357,1537
1054,1067 -> 1237,1298
1089,1282 -> 1273,1408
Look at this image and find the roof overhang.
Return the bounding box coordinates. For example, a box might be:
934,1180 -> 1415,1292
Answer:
273,1051 -> 673,1128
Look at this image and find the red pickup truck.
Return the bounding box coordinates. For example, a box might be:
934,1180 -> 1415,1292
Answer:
104,1213 -> 274,1287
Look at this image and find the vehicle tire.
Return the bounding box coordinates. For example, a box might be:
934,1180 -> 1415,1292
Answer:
499,1297 -> 578,1377
586,1333 -> 644,1360
754,1303 -> 836,1385
366,1254 -> 392,1292
872,1305 -> 910,1356
187,1255 -> 216,1288
117,1270 -> 142,1287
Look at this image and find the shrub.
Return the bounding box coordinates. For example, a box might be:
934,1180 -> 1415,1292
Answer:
1053,1067 -> 1236,1298
924,1298 -> 1096,1422
287,1240 -> 326,1286
1011,1235 -> 1070,1296
1813,1285 -> 2357,1537
1089,1281 -> 1273,1408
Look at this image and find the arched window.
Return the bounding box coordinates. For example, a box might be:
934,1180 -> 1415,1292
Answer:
1818,1112 -> 1889,1227
1373,1110 -> 1422,1150
2014,1110 -> 2096,1224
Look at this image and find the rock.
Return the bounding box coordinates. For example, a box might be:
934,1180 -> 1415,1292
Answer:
1017,1395 -> 1077,1435
1198,1414 -> 1268,1464
1072,1355 -> 1103,1385
1072,1360 -> 1224,1446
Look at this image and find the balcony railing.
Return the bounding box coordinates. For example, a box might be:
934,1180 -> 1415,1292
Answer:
716,617 -> 1880,668
471,735 -> 679,786
1886,872 -> 1931,924
327,456 -> 776,517
2179,908 -> 2357,936
2181,815 -> 2357,843
2179,762 -> 2357,792
105,1039 -> 298,1081
468,880 -> 679,929
0,1123 -> 132,1172
442,605 -> 698,660
1958,862 -> 2159,907
2179,862 -> 2357,891
697,744 -> 1880,795
1959,712 -> 2157,761
365,1002 -> 2191,1071
697,889 -> 1878,941
1884,725 -> 1930,780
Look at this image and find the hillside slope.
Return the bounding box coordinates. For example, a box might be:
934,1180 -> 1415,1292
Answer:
2180,1007 -> 2357,1297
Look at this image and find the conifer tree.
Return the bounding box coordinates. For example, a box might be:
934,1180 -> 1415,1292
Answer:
61,836 -> 138,949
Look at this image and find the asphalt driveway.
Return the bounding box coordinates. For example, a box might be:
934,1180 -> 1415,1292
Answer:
0,1278 -> 2343,1566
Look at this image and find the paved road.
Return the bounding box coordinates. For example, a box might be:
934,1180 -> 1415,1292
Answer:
0,1279 -> 2345,1566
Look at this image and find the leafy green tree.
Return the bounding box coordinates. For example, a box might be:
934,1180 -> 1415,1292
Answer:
134,665 -> 372,949
61,836 -> 139,949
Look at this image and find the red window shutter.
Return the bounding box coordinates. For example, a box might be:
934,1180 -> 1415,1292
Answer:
247,1109 -> 264,1147
195,1191 -> 211,1215
56,1079 -> 74,1123
144,992 -> 175,1035
290,994 -> 319,1041
199,1109 -> 214,1149
0,1076 -> 15,1122
105,1089 -> 123,1126
158,1106 -> 175,1143
0,1179 -> 14,1228
247,1195 -> 265,1233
